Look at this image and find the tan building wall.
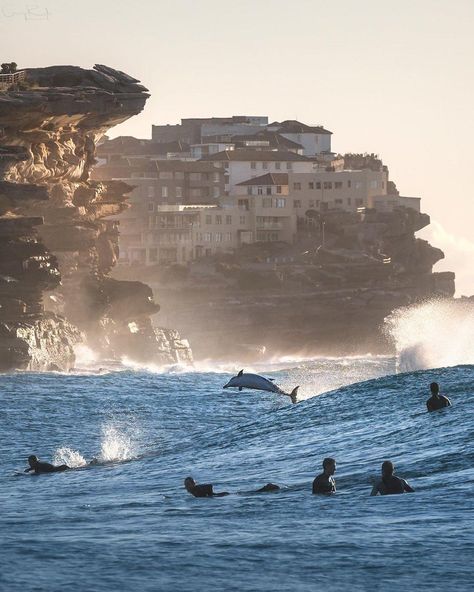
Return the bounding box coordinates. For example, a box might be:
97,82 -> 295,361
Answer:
288,169 -> 389,215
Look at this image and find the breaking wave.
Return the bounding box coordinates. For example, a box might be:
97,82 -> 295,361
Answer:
386,299 -> 474,372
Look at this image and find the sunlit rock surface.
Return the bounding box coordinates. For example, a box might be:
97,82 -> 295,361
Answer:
0,65 -> 191,370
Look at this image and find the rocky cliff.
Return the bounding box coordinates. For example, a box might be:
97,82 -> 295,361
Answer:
114,206 -> 455,361
0,65 -> 192,370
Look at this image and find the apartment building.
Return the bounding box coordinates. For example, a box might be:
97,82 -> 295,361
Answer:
287,169 -> 389,215
96,136 -> 191,164
199,150 -> 316,194
152,116 -> 268,145
266,120 -> 332,156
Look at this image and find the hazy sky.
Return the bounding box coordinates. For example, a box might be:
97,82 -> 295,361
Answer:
1,0 -> 473,293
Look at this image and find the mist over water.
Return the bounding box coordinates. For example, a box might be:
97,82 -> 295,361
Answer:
386,299 -> 474,372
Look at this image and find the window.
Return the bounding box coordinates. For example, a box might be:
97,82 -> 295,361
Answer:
251,162 -> 257,169
213,187 -> 220,198
316,182 -> 321,189
202,173 -> 210,181
215,232 -> 223,243
323,182 -> 332,189
226,215 -> 232,225
159,171 -> 173,180
309,200 -> 315,208
204,232 -> 212,242
216,215 -> 222,225
148,186 -> 155,198
247,186 -> 253,195
176,186 -> 183,199
276,186 -> 282,194
225,232 -> 232,242
275,198 -> 286,208
263,197 -> 272,208
213,172 -> 220,183
240,215 -> 246,224
148,202 -> 154,212
223,162 -> 229,169
335,181 -> 343,189
257,186 -> 263,195
196,232 -> 203,241
347,180 -> 352,188
205,215 -> 212,224
266,187 -> 272,195
309,182 -> 314,190
161,186 -> 168,198
190,172 -> 201,181
294,200 -> 301,208
262,161 -> 268,170
293,182 -> 301,190
286,162 -> 293,170
275,162 -> 281,170
238,199 -> 249,211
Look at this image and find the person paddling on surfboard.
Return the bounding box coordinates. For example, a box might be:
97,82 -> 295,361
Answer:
24,455 -> 69,475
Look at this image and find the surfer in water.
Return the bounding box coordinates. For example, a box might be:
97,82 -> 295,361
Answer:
370,460 -> 414,496
24,455 -> 69,475
184,477 -> 280,497
426,382 -> 452,412
312,457 -> 336,494
184,477 -> 229,497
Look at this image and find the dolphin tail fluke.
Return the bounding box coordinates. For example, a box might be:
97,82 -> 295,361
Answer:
288,386 -> 299,404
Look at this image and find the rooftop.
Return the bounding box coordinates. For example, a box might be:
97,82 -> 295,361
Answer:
237,173 -> 289,186
200,150 -> 312,162
268,120 -> 332,135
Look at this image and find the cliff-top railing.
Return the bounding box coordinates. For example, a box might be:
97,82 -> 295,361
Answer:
0,70 -> 26,89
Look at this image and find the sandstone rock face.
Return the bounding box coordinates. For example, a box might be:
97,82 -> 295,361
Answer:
0,65 -> 191,370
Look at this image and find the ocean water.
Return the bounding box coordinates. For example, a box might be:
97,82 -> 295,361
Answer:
1,302 -> 474,591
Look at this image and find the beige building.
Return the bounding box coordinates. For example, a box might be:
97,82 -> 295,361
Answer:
288,169 -> 389,215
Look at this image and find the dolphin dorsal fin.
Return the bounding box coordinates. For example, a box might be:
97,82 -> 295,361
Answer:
238,369 -> 244,376
268,378 -> 275,381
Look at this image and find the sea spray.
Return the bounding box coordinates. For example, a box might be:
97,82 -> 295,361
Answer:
53,447 -> 88,468
98,424 -> 138,462
385,299 -> 474,372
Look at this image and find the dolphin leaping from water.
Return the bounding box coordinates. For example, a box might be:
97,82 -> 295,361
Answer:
223,370 -> 299,403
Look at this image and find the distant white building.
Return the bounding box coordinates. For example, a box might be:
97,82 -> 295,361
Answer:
266,120 -> 332,156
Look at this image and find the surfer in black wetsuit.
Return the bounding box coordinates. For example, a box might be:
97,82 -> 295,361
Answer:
24,455 -> 69,475
184,477 -> 280,497
370,460 -> 414,496
184,477 -> 229,497
312,457 -> 336,494
426,382 -> 452,412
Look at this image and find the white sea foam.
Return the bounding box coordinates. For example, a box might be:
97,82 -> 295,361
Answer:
53,447 -> 88,468
385,299 -> 474,372
98,424 -> 138,462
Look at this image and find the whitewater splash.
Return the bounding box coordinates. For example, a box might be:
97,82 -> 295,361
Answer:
53,423 -> 140,467
385,299 -> 474,372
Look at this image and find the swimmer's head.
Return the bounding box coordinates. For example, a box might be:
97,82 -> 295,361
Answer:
28,455 -> 38,467
323,457 -> 336,475
184,477 -> 196,491
382,460 -> 394,476
430,382 -> 439,395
